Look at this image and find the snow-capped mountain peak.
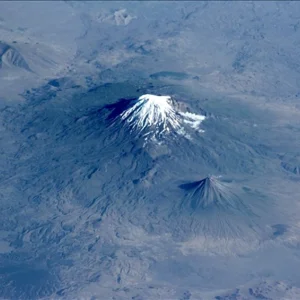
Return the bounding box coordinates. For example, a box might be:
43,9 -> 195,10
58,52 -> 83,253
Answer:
120,94 -> 181,136
118,94 -> 206,141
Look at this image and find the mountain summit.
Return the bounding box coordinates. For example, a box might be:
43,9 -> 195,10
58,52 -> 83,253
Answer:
120,94 -> 182,138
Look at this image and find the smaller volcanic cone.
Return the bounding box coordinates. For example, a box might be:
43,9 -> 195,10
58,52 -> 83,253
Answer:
179,176 -> 249,213
175,176 -> 259,242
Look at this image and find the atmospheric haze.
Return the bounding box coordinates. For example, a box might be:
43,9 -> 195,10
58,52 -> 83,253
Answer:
0,1 -> 300,300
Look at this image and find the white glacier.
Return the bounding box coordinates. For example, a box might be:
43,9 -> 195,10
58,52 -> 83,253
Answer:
119,94 -> 206,140
120,94 -> 181,134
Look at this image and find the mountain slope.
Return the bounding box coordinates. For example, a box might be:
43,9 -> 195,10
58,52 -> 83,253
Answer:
0,42 -> 31,71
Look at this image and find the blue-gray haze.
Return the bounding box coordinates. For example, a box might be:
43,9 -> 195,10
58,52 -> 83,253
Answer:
0,1 -> 300,299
